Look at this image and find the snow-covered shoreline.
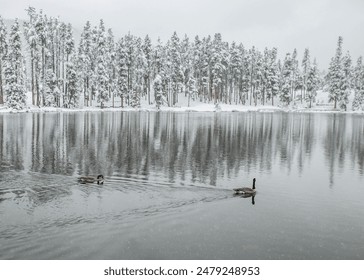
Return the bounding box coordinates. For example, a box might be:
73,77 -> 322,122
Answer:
1,103 -> 363,114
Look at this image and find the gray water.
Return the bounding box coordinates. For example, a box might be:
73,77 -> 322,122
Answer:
0,111 -> 363,260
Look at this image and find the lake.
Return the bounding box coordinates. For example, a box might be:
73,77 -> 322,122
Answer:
0,111 -> 363,259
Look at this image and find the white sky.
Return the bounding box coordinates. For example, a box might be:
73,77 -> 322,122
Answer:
1,0 -> 364,69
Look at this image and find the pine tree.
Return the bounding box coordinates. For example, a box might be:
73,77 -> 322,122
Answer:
24,7 -> 40,106
266,48 -> 279,105
65,54 -> 78,107
95,20 -> 109,108
78,21 -> 92,106
106,28 -> 117,107
0,16 -> 7,105
228,42 -> 241,104
352,57 -> 364,111
142,35 -> 153,104
211,33 -> 227,104
328,36 -> 344,109
290,48 -> 299,102
116,38 -> 128,107
5,19 -> 26,110
306,59 -> 319,108
339,51 -> 352,110
153,74 -> 163,109
44,69 -> 60,106
280,53 -> 292,105
169,31 -> 183,106
124,33 -> 138,105
301,48 -> 311,103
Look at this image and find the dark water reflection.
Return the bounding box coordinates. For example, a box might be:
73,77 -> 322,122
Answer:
0,112 -> 363,259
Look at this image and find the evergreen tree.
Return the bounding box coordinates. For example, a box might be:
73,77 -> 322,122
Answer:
153,74 -> 163,109
290,48 -> 299,102
95,20 -> 109,108
301,48 -> 311,102
63,23 -> 76,107
142,35 -> 153,104
280,53 -> 292,105
339,51 -> 352,110
5,19 -> 26,109
228,42 -> 241,104
65,54 -> 79,107
116,38 -> 128,107
266,48 -> 279,105
328,36 -> 344,109
106,28 -> 117,107
0,16 -> 7,105
352,56 -> 364,111
306,59 -> 319,108
169,32 -> 183,106
24,7 -> 41,106
78,21 -> 92,106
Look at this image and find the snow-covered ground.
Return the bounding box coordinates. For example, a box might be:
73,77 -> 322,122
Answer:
0,90 -> 363,114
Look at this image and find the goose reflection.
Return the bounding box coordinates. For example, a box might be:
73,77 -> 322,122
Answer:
234,193 -> 256,205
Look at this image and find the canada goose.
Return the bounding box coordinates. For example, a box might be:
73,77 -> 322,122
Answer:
233,178 -> 256,194
78,174 -> 104,185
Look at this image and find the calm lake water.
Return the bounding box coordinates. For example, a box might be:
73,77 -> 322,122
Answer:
0,111 -> 363,259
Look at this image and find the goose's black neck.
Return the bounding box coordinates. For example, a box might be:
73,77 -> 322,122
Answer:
252,178 -> 256,189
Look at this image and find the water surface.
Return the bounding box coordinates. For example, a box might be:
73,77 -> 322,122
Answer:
0,111 -> 363,259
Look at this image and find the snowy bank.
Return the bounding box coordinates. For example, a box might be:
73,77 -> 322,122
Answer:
1,102 -> 364,114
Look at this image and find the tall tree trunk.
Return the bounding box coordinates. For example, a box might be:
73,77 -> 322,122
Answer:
0,59 -> 3,104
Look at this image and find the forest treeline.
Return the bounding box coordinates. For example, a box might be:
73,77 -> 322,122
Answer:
0,7 -> 364,110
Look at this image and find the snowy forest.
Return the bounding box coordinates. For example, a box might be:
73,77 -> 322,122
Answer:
0,7 -> 364,111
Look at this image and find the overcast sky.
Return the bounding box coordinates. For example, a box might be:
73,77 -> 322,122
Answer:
1,0 -> 364,69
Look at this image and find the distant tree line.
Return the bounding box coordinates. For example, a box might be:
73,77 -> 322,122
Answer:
0,8 -> 364,111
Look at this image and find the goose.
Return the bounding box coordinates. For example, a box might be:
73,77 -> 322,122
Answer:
233,178 -> 256,194
78,174 -> 104,185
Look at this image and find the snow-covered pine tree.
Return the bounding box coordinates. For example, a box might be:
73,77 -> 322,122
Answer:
142,35 -> 153,104
181,34 -> 192,101
78,21 -> 92,106
63,23 -> 75,107
0,16 -> 7,105
169,31 -> 183,106
211,33 -> 228,104
301,48 -> 311,102
248,46 -> 257,105
134,37 -> 146,104
95,20 -> 109,108
228,42 -> 241,104
24,7 -> 41,106
201,36 -> 212,103
192,36 -> 202,101
352,56 -> 364,111
44,69 -> 60,106
280,53 -> 292,105
153,74 -> 163,109
65,54 -> 78,107
290,48 -> 299,102
328,36 -> 344,109
339,51 -> 352,111
106,28 -> 117,107
89,24 -> 99,106
306,59 -> 319,108
153,37 -> 170,106
239,44 -> 250,105
124,33 -> 138,105
253,50 -> 263,106
5,19 -> 26,110
116,38 -> 128,107
265,48 -> 279,106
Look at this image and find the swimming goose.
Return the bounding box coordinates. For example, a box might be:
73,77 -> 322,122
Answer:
78,174 -> 104,185
233,178 -> 256,194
